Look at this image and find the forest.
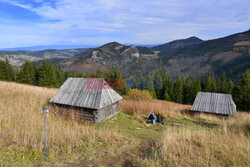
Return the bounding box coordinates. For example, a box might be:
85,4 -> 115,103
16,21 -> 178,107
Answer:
0,58 -> 249,111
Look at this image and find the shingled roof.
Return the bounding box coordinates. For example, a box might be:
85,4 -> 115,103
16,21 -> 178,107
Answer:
191,92 -> 236,115
49,78 -> 123,109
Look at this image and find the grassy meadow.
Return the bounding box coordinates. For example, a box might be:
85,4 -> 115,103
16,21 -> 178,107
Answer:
0,81 -> 126,166
0,81 -> 249,166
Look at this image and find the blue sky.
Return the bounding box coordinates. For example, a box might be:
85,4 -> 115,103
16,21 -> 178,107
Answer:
0,0 -> 249,48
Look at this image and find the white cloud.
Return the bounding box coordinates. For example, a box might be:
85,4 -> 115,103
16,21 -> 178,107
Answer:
0,0 -> 249,48
0,0 -> 32,9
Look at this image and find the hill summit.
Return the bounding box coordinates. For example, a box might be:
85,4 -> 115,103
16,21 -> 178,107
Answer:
152,36 -> 203,51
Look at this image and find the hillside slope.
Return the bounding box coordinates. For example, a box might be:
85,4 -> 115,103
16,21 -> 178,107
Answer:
61,42 -> 157,74
158,29 -> 250,80
0,81 -> 126,166
61,30 -> 250,80
0,48 -> 85,66
0,81 -> 249,166
152,36 -> 203,51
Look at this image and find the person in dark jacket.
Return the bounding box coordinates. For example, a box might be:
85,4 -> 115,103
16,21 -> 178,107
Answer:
147,112 -> 156,124
156,112 -> 164,124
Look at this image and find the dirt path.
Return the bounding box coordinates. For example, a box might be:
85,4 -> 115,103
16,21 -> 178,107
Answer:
45,137 -> 155,167
44,113 -> 170,167
67,139 -> 154,167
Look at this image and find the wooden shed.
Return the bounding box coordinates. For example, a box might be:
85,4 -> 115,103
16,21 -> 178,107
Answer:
49,77 -> 123,123
191,92 -> 236,117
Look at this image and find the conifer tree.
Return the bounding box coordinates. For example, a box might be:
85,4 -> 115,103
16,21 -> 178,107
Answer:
137,72 -> 144,89
204,73 -> 216,92
153,70 -> 163,99
233,69 -> 250,111
173,76 -> 184,103
159,68 -> 166,79
164,89 -> 171,101
146,74 -> 156,99
38,60 -> 49,86
163,74 -> 174,101
17,61 -> 35,85
47,63 -> 58,87
183,79 -> 192,104
0,60 -> 5,80
227,79 -> 233,94
0,58 -> 15,81
217,72 -> 228,93
32,63 -> 39,85
190,78 -> 202,103
56,66 -> 65,88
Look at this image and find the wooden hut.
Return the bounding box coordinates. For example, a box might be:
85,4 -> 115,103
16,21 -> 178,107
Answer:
191,92 -> 236,117
49,77 -> 123,122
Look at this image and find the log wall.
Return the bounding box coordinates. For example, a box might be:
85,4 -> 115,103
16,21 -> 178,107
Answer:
51,102 -> 120,123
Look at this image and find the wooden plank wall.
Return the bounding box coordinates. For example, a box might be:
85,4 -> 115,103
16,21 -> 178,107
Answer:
51,102 -> 120,123
94,102 -> 120,123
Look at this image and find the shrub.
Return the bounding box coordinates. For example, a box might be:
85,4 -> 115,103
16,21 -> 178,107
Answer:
125,89 -> 152,101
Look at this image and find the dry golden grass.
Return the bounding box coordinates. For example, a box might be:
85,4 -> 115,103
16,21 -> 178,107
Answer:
137,110 -> 250,167
0,81 -> 123,165
160,117 -> 250,167
120,99 -> 191,118
120,98 -> 250,167
1,81 -> 249,167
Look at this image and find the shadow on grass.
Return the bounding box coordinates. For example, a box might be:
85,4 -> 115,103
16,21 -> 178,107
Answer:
188,119 -> 220,128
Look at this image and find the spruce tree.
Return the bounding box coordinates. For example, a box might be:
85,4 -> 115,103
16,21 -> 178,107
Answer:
0,60 -> 5,80
217,72 -> 228,93
56,66 -> 66,87
204,73 -> 216,92
17,61 -> 35,85
227,79 -> 233,94
137,72 -> 144,89
163,74 -> 174,101
47,63 -> 58,87
164,89 -> 171,101
173,76 -> 184,103
38,60 -> 49,86
183,79 -> 192,104
32,63 -> 39,85
0,58 -> 15,81
233,69 -> 250,111
153,70 -> 163,99
190,78 -> 202,103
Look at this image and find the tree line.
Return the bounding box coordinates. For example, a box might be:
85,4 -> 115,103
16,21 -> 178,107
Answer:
0,58 -> 249,111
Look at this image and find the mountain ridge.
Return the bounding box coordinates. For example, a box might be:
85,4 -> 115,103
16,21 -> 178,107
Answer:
152,36 -> 204,51
60,29 -> 249,81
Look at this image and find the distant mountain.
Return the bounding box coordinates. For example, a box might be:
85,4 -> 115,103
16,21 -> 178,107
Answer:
152,36 -> 204,51
158,30 -> 250,81
3,30 -> 249,81
0,43 -> 158,51
60,30 -> 249,81
0,48 -> 85,66
0,45 -> 99,51
61,42 -> 157,73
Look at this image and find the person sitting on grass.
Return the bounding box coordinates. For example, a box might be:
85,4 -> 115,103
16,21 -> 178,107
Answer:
156,112 -> 164,124
148,112 -> 156,124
